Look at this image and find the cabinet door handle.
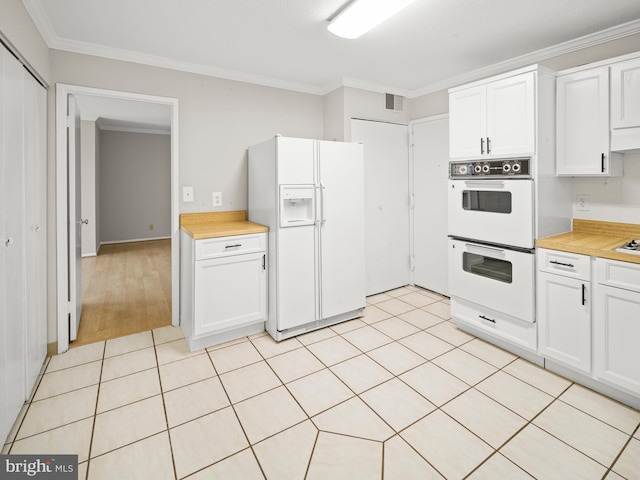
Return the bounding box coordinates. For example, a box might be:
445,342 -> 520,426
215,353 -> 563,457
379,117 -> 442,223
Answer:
262,254 -> 266,270
479,314 -> 496,323
225,244 -> 242,249
601,153 -> 605,173
550,260 -> 574,268
486,137 -> 491,154
480,138 -> 484,154
581,284 -> 586,306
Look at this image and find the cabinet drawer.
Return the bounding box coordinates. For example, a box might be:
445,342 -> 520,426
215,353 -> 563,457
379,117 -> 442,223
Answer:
195,233 -> 265,260
537,248 -> 590,280
595,257 -> 640,293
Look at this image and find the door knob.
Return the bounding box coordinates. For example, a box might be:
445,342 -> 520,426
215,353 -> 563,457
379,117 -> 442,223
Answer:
81,219 -> 89,225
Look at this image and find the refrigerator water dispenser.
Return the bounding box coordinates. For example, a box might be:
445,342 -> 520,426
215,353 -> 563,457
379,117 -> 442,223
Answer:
280,185 -> 315,227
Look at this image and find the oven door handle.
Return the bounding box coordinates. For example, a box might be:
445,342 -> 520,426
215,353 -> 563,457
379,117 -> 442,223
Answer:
464,243 -> 505,254
463,180 -> 505,187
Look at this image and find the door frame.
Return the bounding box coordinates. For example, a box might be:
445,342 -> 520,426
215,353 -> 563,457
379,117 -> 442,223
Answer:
55,84 -> 179,353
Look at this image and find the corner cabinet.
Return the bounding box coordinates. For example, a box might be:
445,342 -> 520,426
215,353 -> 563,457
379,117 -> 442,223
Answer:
537,249 -> 592,373
449,70 -> 535,159
556,67 -> 623,176
593,258 -> 640,397
180,232 -> 267,351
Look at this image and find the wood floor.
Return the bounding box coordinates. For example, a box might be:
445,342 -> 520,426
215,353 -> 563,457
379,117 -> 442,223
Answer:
72,239 -> 172,347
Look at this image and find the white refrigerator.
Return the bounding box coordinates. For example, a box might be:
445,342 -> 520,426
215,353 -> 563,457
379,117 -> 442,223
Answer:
248,136 -> 365,341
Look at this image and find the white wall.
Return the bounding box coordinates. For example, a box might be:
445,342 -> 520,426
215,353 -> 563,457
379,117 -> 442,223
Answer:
99,130 -> 171,242
80,120 -> 98,255
344,87 -> 411,141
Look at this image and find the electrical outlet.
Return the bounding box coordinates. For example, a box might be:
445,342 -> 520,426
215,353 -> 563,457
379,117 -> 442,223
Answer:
183,186 -> 194,202
576,194 -> 590,211
212,192 -> 223,207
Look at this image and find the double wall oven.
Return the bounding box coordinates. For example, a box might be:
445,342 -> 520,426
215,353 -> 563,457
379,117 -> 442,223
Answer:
448,159 -> 537,353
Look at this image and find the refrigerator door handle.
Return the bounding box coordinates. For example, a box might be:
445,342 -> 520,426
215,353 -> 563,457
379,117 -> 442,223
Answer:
320,184 -> 327,224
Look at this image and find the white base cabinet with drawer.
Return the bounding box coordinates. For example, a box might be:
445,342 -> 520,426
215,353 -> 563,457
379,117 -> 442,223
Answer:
181,232 -> 267,351
594,258 -> 640,397
537,249 -> 591,373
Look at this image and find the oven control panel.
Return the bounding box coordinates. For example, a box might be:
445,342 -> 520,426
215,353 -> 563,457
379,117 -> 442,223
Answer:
450,158 -> 530,178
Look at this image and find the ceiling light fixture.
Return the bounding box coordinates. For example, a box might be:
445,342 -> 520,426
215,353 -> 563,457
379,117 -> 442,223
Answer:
328,0 -> 417,39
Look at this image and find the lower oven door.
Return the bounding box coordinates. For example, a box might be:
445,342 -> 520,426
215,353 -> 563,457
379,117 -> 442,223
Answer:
448,178 -> 534,249
448,238 -> 535,323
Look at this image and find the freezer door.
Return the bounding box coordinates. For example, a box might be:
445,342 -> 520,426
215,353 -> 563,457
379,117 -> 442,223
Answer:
317,141 -> 366,319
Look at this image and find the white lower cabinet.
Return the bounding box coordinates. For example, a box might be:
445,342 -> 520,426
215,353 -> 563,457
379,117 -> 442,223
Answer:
181,232 -> 267,351
594,258 -> 640,396
537,249 -> 591,373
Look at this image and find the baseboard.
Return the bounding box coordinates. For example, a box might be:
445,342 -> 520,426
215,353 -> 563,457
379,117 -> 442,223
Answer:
47,342 -> 58,357
99,236 -> 171,246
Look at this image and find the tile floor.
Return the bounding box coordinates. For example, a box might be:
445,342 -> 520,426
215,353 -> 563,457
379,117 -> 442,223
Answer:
3,286 -> 640,479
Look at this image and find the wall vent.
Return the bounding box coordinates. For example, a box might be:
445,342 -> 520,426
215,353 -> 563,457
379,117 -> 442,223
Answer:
385,93 -> 404,112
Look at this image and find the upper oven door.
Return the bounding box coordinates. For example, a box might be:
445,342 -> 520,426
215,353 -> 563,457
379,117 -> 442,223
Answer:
448,178 -> 534,249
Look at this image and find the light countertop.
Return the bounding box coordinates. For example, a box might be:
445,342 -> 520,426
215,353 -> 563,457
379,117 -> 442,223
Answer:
180,211 -> 268,239
536,219 -> 640,265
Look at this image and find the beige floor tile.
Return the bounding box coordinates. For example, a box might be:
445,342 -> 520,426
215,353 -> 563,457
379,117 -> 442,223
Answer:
399,362 -> 469,406
383,435 -> 444,480
636,428 -> 640,440
367,342 -> 426,375
401,410 -> 493,479
219,361 -> 281,403
560,384 -> 640,435
387,286 -> 417,297
372,317 -> 421,340
251,335 -> 302,358
88,432 -> 174,480
164,377 -> 229,427
361,378 -> 435,431
155,338 -> 200,365
91,395 -> 166,457
208,341 -> 263,374
11,418 -> 94,463
467,453 -> 534,479
253,420 -> 318,480
17,386 -> 98,439
475,371 -> 554,419
205,336 -> 248,352
312,397 -> 394,441
427,321 -> 473,346
267,347 -> 325,383
152,325 -> 184,345
432,349 -> 497,385
534,400 -> 629,467
296,327 -> 337,345
159,353 -> 215,392
399,331 -> 454,360
330,354 -> 393,394
307,432 -> 382,480
604,471 -> 626,480
421,301 -> 451,320
306,336 -> 361,366
170,406 -> 248,479
501,424 -> 607,480
101,347 -> 157,382
248,330 -> 269,339
398,308 -> 446,330
33,361 -> 102,401
287,369 -> 353,416
417,289 -> 448,301
366,292 -> 393,304
360,305 -> 393,324
460,338 -> 518,368
612,437 -> 640,479
188,448 -> 264,480
47,342 -> 104,372
97,368 -> 161,413
104,330 -> 153,358
341,326 -> 393,352
234,386 -> 307,444
503,358 -> 571,396
76,462 -> 87,479
442,388 -> 526,448
397,291 -> 438,308
330,318 -> 367,334
376,298 -> 415,316
5,404 -> 28,445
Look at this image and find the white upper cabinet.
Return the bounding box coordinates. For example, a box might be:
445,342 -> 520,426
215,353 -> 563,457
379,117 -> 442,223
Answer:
611,57 -> 640,129
450,71 -> 535,159
556,67 -> 623,176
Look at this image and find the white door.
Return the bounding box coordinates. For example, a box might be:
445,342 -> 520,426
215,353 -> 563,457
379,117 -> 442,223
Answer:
351,119 -> 410,296
412,116 -> 449,295
318,141 -> 365,319
68,95 -> 82,341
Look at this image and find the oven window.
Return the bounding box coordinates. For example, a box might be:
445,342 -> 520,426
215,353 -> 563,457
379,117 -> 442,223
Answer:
463,252 -> 513,283
462,190 -> 512,214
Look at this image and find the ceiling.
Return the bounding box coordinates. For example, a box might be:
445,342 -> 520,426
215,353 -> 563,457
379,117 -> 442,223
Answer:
24,0 -> 640,98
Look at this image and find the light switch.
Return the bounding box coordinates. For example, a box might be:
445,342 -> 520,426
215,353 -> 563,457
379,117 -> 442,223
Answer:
183,186 -> 194,202
212,192 -> 223,207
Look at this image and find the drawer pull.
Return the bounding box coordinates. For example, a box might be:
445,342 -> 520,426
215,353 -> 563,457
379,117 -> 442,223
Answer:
225,244 -> 242,249
479,315 -> 496,324
550,260 -> 574,268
